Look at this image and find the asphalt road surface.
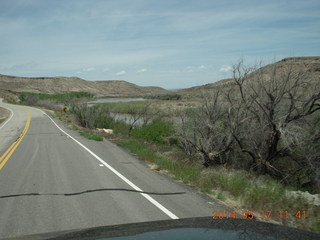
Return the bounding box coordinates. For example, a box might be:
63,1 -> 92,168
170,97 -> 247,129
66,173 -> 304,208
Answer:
0,100 -> 227,239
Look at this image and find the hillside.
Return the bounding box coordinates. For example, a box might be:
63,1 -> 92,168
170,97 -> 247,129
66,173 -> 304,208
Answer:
1,57 -> 318,99
0,75 -> 169,97
178,57 -> 320,95
177,78 -> 234,94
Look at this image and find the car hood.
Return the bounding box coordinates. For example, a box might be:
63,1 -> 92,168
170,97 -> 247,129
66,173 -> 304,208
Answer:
2,216 -> 319,240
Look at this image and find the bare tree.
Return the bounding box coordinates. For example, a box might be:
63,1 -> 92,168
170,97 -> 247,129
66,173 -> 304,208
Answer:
226,60 -> 320,184
178,59 -> 320,192
127,102 -> 164,131
284,111 -> 320,192
178,91 -> 233,167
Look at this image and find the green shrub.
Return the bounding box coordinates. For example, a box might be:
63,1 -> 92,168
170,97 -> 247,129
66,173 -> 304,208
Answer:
93,114 -> 113,129
147,93 -> 181,100
116,140 -> 158,162
221,175 -> 250,197
71,104 -> 112,129
131,120 -> 175,143
97,101 -> 151,113
112,121 -> 130,135
80,132 -> 103,141
244,179 -> 286,208
217,192 -> 226,201
20,92 -> 94,104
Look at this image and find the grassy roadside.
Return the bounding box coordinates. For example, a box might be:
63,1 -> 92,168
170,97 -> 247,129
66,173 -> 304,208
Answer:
80,132 -> 103,141
53,112 -> 103,141
114,139 -> 319,233
52,109 -> 319,233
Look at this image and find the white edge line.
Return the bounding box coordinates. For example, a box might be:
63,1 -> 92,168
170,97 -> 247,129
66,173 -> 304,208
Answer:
0,105 -> 14,130
40,110 -> 179,220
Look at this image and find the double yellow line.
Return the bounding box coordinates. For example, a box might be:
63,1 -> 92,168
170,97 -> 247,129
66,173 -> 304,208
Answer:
0,112 -> 31,170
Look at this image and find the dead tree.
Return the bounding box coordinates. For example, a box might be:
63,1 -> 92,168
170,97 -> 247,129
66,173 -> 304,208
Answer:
178,91 -> 233,167
226,60 -> 320,183
178,59 -> 319,191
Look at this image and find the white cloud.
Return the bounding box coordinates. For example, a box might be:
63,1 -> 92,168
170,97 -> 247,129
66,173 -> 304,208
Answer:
185,65 -> 212,73
115,70 -> 126,76
103,67 -> 110,72
136,68 -> 147,73
186,66 -> 194,73
75,67 -> 95,74
198,65 -> 206,70
83,67 -> 95,72
219,65 -> 232,72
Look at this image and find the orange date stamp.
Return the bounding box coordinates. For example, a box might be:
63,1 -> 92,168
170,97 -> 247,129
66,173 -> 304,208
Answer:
212,210 -> 307,220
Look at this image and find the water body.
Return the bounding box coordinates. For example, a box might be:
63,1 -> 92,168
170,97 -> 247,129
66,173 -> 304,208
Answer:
87,98 -> 146,106
87,98 -> 149,127
86,98 -> 180,127
110,112 -> 151,128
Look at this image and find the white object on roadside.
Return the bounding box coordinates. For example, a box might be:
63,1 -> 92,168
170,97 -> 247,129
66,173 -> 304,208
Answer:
96,128 -> 113,134
103,128 -> 113,134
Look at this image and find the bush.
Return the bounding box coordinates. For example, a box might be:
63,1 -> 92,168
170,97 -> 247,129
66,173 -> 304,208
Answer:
112,121 -> 130,135
20,91 -> 94,104
20,94 -> 39,105
130,120 -> 175,143
147,93 -> 182,100
71,104 -> 113,129
93,113 -> 114,129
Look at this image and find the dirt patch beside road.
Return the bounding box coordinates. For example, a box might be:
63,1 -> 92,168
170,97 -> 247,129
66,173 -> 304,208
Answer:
0,107 -> 10,124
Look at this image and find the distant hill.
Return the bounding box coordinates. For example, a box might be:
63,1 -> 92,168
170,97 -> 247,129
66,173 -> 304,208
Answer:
177,57 -> 320,95
177,78 -> 234,94
0,75 -> 169,96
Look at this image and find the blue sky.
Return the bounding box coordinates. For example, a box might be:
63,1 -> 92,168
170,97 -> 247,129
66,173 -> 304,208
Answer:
0,0 -> 319,89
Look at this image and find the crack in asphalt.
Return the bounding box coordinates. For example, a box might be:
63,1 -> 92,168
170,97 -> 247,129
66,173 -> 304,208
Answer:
0,188 -> 186,198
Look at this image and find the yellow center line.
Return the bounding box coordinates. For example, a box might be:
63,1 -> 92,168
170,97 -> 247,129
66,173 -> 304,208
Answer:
0,111 -> 31,170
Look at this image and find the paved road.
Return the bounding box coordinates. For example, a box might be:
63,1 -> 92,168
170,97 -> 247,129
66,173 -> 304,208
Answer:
0,101 -> 227,239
